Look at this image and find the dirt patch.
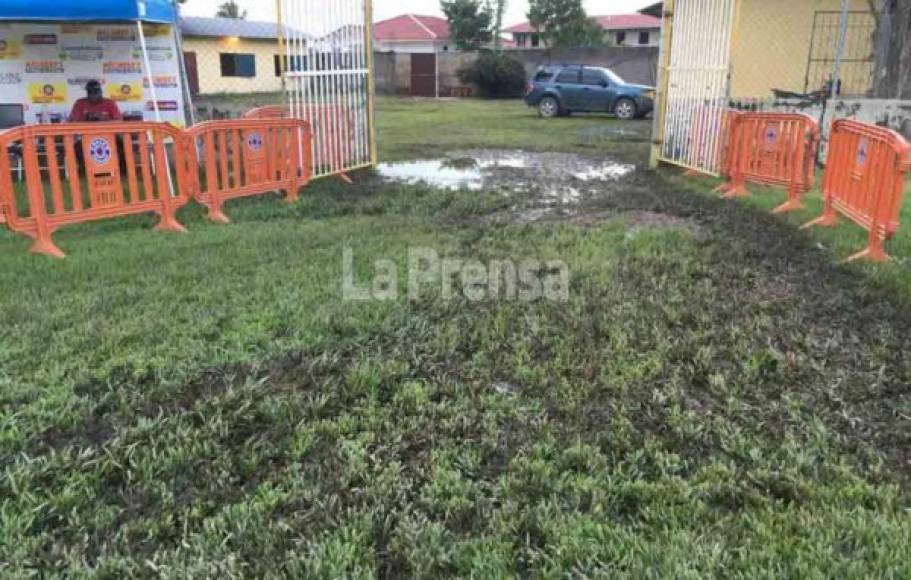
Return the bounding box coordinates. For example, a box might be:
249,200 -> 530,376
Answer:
481,206 -> 704,237
611,210 -> 705,236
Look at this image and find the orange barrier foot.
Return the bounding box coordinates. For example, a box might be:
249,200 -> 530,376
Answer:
283,188 -> 300,203
205,209 -> 230,225
337,172 -> 353,185
772,199 -> 804,214
154,216 -> 188,233
844,246 -> 889,263
29,237 -> 65,259
800,213 -> 837,230
720,185 -> 749,199
713,183 -> 733,195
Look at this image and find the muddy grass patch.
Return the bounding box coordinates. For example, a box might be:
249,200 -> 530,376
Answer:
376,149 -> 635,206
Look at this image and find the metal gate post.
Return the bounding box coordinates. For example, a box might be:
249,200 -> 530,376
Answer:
650,0 -> 675,170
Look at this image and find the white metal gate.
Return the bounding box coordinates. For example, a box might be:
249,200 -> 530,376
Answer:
279,0 -> 376,179
659,0 -> 738,175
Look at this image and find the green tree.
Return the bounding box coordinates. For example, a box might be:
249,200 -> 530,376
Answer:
441,0 -> 493,50
216,1 -> 247,19
489,0 -> 507,51
527,0 -> 604,48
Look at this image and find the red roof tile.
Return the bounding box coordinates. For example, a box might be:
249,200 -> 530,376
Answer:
374,14 -> 450,41
506,13 -> 660,34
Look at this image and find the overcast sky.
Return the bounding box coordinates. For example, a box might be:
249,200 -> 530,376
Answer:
181,0 -> 656,27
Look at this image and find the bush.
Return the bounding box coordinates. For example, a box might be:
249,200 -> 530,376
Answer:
457,52 -> 528,99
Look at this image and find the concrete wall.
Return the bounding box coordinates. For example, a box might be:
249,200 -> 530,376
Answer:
373,46 -> 659,95
183,37 -> 283,95
374,39 -> 450,53
506,47 -> 659,86
374,52 -> 399,95
729,97 -> 911,159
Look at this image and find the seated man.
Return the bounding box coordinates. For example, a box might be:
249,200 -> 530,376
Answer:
68,80 -> 122,123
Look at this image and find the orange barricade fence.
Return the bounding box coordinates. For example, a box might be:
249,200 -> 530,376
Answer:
0,122 -> 192,258
185,118 -> 312,224
712,109 -> 743,186
802,119 -> 909,262
244,104 -> 354,181
720,112 -> 820,214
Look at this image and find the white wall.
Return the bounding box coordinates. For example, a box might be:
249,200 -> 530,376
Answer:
374,40 -> 450,54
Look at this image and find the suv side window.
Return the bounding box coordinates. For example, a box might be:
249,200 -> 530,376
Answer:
581,70 -> 607,86
555,69 -> 580,84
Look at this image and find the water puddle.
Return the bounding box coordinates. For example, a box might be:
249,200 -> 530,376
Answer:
376,150 -> 635,204
375,159 -> 484,190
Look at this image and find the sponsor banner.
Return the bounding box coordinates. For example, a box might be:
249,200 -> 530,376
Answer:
97,28 -> 137,42
132,46 -> 174,62
25,60 -> 65,74
1,23 -> 184,126
104,61 -> 142,75
60,45 -> 104,62
25,34 -> 58,46
0,39 -> 22,60
107,82 -> 142,102
61,26 -> 94,36
28,83 -> 67,104
143,76 -> 179,89
146,100 -> 179,112
0,72 -> 21,85
141,25 -> 172,39
67,77 -> 106,88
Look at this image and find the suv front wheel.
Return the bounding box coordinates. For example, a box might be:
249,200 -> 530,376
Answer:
538,96 -> 560,118
615,98 -> 637,120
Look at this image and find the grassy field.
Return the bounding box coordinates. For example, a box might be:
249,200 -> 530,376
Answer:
1,97 -> 910,577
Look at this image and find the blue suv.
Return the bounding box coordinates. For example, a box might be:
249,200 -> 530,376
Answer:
525,65 -> 655,120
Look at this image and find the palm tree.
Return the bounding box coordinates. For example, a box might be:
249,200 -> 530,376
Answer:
216,1 -> 248,19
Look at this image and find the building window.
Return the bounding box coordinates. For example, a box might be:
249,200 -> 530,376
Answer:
220,53 -> 256,78
616,31 -> 626,45
531,34 -> 540,48
638,31 -> 650,45
274,55 -> 305,76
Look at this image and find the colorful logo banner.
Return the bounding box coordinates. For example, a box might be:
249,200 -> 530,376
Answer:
28,83 -> 67,104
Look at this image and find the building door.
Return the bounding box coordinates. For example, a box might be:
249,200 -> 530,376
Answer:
658,0 -> 738,175
411,53 -> 436,97
184,52 -> 200,96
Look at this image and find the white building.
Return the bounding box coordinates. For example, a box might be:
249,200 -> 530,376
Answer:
506,14 -> 662,49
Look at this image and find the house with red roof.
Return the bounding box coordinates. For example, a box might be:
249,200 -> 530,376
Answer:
505,13 -> 661,49
373,14 -> 452,54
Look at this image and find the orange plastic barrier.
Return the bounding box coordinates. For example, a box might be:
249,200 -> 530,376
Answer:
185,118 -> 312,223
0,122 -> 191,258
714,110 -> 743,184
721,113 -> 820,213
802,119 -> 909,262
244,104 -> 354,180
